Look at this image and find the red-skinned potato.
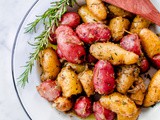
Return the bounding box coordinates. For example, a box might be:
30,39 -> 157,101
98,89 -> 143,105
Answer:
139,56 -> 150,73
87,53 -> 98,63
120,34 -> 141,56
60,12 -> 80,28
93,60 -> 115,94
36,79 -> 61,102
93,101 -> 116,120
49,25 -> 57,44
151,54 -> 160,69
76,23 -> 111,44
74,96 -> 92,118
56,25 -> 86,64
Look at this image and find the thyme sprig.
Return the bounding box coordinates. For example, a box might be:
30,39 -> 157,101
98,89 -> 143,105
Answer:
18,0 -> 78,87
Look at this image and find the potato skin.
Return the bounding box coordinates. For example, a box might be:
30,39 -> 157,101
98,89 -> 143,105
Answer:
130,15 -> 151,34
56,25 -> 86,64
108,5 -> 133,18
60,12 -> 80,28
143,70 -> 160,107
100,92 -> 138,117
65,62 -> 86,73
78,5 -> 102,23
129,77 -> 146,105
90,42 -> 139,65
53,97 -> 72,112
139,28 -> 160,58
109,17 -> 130,41
86,0 -> 107,20
93,60 -> 115,94
57,67 -> 82,98
78,69 -> 94,97
152,54 -> 160,69
76,23 -> 111,44
39,48 -> 61,81
116,65 -> 140,94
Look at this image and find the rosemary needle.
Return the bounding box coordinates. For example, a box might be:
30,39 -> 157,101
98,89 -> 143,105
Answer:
18,0 -> 78,87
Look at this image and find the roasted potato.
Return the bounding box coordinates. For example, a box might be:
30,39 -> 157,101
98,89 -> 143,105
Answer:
152,54 -> 160,69
56,25 -> 86,64
130,15 -> 151,34
90,42 -> 139,65
60,12 -> 80,28
78,69 -> 94,97
53,97 -> 73,112
57,67 -> 82,98
65,62 -> 86,73
76,23 -> 111,44
78,5 -> 102,23
108,5 -> 133,18
143,70 -> 160,107
139,28 -> 160,58
86,0 -> 107,20
100,92 -> 138,117
39,48 -> 61,81
109,17 -> 130,41
128,77 -> 146,105
93,60 -> 115,94
116,65 -> 140,94
117,109 -> 141,120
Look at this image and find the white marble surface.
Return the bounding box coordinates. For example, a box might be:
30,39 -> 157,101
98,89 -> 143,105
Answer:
0,0 -> 36,119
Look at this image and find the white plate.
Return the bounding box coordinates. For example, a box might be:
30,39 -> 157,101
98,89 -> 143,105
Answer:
12,0 -> 160,120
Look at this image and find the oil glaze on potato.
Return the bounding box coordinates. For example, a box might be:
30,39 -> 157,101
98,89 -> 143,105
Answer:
76,23 -> 111,44
116,65 -> 140,94
86,0 -> 107,20
78,5 -> 102,23
78,69 -> 94,97
93,60 -> 115,94
56,25 -> 86,64
139,28 -> 160,58
100,92 -> 138,117
109,17 -> 130,41
39,48 -> 61,81
90,42 -> 139,65
57,67 -> 82,98
130,15 -> 151,34
143,70 -> 160,107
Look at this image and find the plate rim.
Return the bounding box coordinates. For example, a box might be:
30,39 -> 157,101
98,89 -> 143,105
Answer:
11,0 -> 39,120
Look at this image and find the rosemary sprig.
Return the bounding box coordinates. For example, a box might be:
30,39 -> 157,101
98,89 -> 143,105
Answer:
18,0 -> 78,87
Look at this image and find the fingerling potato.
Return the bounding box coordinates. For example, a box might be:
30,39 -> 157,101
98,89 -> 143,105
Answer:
65,62 -> 86,73
78,5 -> 102,23
109,17 -> 130,41
143,70 -> 160,107
39,48 -> 61,81
57,67 -> 82,98
116,65 -> 140,94
130,15 -> 151,34
90,42 -> 139,65
100,92 -> 138,117
139,28 -> 160,58
86,0 -> 107,20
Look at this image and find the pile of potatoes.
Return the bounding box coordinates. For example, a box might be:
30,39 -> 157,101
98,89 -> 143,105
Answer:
36,0 -> 160,120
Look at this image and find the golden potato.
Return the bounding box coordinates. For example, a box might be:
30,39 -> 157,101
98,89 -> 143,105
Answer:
130,15 -> 151,34
109,17 -> 130,41
117,109 -> 141,120
65,62 -> 86,73
78,5 -> 103,23
116,65 -> 140,94
90,42 -> 139,65
100,92 -> 138,117
129,77 -> 146,105
139,28 -> 160,58
86,0 -> 107,20
108,5 -> 133,18
57,67 -> 82,98
143,70 -> 160,107
38,47 -> 61,81
53,97 -> 72,112
78,69 -> 94,97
